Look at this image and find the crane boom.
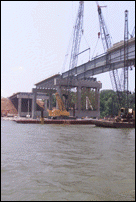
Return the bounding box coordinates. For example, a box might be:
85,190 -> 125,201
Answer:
131,26 -> 135,38
55,92 -> 66,111
69,1 -> 84,72
96,1 -> 111,51
47,92 -> 70,118
123,10 -> 129,109
96,1 -> 122,106
66,1 -> 84,111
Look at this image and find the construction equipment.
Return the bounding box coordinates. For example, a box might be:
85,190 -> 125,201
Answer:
130,26 -> 135,38
115,107 -> 135,123
86,96 -> 93,110
96,2 -> 135,121
123,10 -> 129,109
48,92 -> 70,118
96,1 -> 122,107
69,1 -> 84,72
115,10 -> 135,123
66,1 -> 84,110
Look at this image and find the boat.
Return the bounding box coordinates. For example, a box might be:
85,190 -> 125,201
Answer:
14,118 -> 96,125
91,119 -> 135,128
13,117 -> 135,128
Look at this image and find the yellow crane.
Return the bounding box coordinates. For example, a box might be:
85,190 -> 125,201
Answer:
48,92 -> 70,118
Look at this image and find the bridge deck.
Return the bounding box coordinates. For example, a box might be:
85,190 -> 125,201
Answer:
62,37 -> 135,79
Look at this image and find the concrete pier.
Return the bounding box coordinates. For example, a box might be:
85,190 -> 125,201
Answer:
9,92 -> 49,118
9,73 -> 102,119
33,74 -> 102,119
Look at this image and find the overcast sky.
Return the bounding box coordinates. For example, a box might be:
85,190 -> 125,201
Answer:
1,1 -> 135,98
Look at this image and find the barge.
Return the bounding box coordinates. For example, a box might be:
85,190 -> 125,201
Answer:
14,118 -> 135,128
91,119 -> 135,128
14,118 -> 96,125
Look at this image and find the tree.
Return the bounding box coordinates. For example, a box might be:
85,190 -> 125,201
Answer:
100,90 -> 135,118
100,90 -> 120,118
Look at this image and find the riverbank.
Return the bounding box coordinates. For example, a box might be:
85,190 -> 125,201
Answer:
1,116 -> 39,121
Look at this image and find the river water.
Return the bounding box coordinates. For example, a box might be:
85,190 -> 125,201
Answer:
1,119 -> 135,201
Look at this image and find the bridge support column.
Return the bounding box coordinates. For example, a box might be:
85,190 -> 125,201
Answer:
57,86 -> 61,96
49,93 -> 53,110
97,89 -> 100,112
44,99 -> 48,117
77,86 -> 81,112
18,98 -> 22,117
95,88 -> 100,112
32,89 -> 37,119
44,99 -> 48,111
95,88 -> 98,110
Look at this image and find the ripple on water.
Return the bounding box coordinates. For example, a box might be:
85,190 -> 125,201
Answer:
1,120 -> 135,201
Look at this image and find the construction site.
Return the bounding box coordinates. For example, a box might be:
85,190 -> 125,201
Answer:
1,2 -> 135,127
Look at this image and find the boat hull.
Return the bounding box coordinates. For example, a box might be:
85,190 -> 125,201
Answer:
92,119 -> 135,128
14,119 -> 95,125
14,118 -> 135,128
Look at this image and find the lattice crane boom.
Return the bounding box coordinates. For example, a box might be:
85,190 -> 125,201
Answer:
65,1 -> 84,111
123,10 -> 129,109
131,26 -> 135,38
96,1 -> 111,52
96,1 -> 122,106
69,1 -> 84,72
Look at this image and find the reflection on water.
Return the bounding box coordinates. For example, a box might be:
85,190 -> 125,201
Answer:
1,120 -> 135,201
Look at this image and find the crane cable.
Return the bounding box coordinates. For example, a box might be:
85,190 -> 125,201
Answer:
91,37 -> 99,59
83,33 -> 91,61
61,29 -> 74,74
61,1 -> 78,74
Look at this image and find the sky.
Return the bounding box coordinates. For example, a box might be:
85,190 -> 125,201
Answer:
1,1 -> 135,98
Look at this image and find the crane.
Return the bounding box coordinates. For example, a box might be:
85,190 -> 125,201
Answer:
47,92 -> 70,118
69,1 -> 84,73
130,26 -> 135,38
116,10 -> 135,122
55,1 -> 84,114
96,1 -> 122,108
123,10 -> 129,109
96,3 -> 134,121
65,1 -> 84,111
95,1 -> 111,51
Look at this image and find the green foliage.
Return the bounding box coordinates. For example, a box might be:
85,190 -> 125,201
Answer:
128,92 -> 135,110
69,91 -> 77,107
50,89 -> 135,117
81,88 -> 95,110
52,94 -> 56,107
100,90 -> 135,118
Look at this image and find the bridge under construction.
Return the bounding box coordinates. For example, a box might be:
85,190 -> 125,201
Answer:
8,2 -> 135,119
62,37 -> 135,79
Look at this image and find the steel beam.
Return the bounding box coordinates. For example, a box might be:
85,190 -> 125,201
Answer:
62,38 -> 135,79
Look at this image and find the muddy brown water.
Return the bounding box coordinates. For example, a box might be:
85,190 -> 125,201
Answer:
1,119 -> 135,201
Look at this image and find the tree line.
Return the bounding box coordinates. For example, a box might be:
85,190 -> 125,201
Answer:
47,89 -> 135,118
100,90 -> 135,118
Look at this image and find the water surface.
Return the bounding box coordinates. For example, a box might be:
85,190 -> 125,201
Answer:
1,119 -> 135,201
